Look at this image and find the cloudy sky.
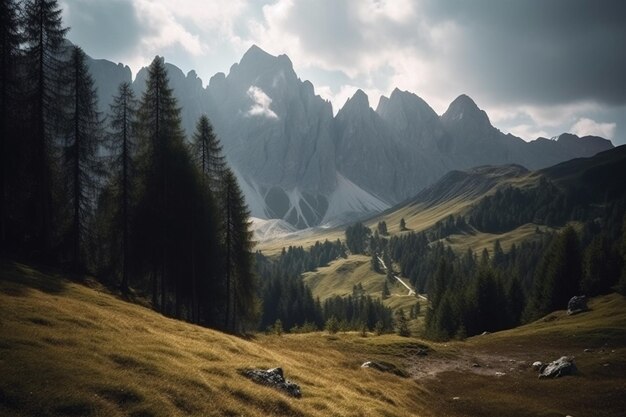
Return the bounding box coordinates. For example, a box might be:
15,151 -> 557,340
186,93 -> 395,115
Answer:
61,0 -> 626,145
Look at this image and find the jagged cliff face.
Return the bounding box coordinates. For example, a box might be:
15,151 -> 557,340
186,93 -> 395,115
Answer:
86,46 -> 614,229
204,46 -> 338,228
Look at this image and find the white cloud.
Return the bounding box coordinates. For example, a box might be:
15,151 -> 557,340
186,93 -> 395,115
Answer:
246,86 -> 278,119
570,118 -> 616,138
506,124 -> 550,141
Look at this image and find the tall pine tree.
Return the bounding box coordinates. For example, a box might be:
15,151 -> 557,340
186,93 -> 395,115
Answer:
0,0 -> 22,256
222,168 -> 257,332
135,56 -> 185,310
23,0 -> 68,260
107,82 -> 137,290
191,115 -> 226,193
62,46 -> 102,271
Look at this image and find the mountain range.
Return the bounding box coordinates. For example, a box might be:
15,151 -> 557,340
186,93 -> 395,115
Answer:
86,45 -> 613,229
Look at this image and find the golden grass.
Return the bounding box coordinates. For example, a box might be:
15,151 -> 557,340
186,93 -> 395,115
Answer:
438,223 -> 555,254
256,228 -> 345,256
2,262 -> 625,417
0,262 -> 432,417
302,256 -> 425,327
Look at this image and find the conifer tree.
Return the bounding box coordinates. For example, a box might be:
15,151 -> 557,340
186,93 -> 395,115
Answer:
222,168 -> 257,332
371,251 -> 381,273
62,46 -> 102,271
134,56 -> 187,312
526,226 -> 582,320
395,308 -> 410,337
107,82 -> 137,290
191,115 -> 226,193
23,0 -> 68,260
0,0 -> 22,255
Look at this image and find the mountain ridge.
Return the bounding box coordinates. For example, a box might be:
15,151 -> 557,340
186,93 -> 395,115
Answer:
85,45 -> 614,229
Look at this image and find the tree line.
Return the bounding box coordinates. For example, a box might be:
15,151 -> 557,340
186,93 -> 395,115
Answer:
254,244 -> 395,333
343,202 -> 626,340
0,0 -> 256,332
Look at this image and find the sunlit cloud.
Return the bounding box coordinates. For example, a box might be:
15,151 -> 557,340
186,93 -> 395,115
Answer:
571,118 -> 616,139
246,86 -> 278,119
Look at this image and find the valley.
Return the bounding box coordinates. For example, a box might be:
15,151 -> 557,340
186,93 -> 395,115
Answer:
2,2 -> 625,416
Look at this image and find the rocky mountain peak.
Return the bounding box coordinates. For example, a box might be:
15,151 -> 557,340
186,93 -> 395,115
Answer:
233,45 -> 295,80
442,94 -> 491,127
378,88 -> 438,122
339,89 -> 370,116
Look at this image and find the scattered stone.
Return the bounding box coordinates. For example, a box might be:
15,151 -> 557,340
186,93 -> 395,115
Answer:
495,371 -> 506,377
472,363 -> 481,368
480,331 -> 490,336
538,356 -> 577,378
567,296 -> 588,315
452,397 -> 460,401
241,367 -> 301,398
361,361 -> 408,377
603,363 -> 610,367
532,361 -> 543,371
584,348 -> 593,353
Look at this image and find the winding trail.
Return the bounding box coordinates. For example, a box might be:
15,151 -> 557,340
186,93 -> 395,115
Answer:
377,255 -> 427,300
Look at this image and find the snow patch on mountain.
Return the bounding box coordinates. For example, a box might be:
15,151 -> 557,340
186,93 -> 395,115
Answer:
251,217 -> 297,242
232,169 -> 267,218
322,174 -> 390,224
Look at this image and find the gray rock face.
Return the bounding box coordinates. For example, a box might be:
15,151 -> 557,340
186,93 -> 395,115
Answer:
86,58 -> 132,113
567,295 -> 589,315
86,46 -> 614,228
242,367 -> 301,398
538,356 -> 577,378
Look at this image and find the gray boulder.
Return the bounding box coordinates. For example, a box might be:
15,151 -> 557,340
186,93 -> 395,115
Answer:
242,367 -> 301,398
567,296 -> 588,315
538,356 -> 577,378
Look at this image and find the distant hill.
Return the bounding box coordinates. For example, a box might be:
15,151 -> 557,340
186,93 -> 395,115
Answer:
366,145 -> 626,240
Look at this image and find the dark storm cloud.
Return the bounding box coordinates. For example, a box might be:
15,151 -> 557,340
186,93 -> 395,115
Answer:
63,0 -> 143,59
423,0 -> 626,106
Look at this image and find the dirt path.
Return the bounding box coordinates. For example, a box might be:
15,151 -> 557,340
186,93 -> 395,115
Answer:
407,348 -> 529,380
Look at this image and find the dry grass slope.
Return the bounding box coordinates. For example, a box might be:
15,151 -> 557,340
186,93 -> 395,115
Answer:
0,262 -> 433,417
1,262 -> 625,417
302,255 -> 426,326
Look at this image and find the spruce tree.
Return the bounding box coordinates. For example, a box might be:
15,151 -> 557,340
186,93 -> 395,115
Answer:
62,46 -> 102,271
371,251 -> 381,272
0,0 -> 22,255
23,0 -> 68,260
191,115 -> 226,193
395,308 -> 410,337
527,226 -> 582,320
135,56 -> 186,312
107,82 -> 137,290
222,168 -> 257,332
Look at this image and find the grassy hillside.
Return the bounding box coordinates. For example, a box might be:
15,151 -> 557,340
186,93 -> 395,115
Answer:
302,255 -> 425,329
2,262 -> 625,417
437,222 -> 556,254
0,262 -> 429,417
